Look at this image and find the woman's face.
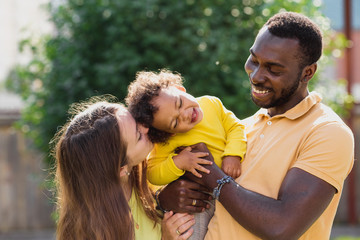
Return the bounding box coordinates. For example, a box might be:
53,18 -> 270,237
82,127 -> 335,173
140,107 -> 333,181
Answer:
117,108 -> 154,167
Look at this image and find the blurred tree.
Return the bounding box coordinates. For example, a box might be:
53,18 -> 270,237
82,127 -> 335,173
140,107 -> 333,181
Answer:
6,0 -> 350,165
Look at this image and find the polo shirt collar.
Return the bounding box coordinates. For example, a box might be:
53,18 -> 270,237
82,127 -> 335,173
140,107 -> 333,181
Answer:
255,92 -> 322,120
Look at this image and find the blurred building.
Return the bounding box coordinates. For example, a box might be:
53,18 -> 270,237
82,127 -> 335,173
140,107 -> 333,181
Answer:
0,0 -> 55,232
322,0 -> 360,224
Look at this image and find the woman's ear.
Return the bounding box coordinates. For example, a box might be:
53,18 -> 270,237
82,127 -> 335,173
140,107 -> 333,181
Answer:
175,85 -> 186,92
119,165 -> 129,177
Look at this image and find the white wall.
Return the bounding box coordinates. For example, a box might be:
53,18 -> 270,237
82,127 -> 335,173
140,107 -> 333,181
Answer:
0,0 -> 53,112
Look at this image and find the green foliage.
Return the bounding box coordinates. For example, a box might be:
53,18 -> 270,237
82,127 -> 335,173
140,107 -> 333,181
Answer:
6,0 -> 348,165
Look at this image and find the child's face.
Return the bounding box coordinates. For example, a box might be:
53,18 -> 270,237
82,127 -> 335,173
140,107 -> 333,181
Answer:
151,86 -> 203,134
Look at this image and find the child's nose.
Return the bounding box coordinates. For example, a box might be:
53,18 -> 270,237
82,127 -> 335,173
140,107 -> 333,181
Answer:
179,109 -> 190,121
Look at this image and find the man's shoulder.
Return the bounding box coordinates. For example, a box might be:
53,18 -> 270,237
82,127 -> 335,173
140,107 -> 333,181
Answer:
299,102 -> 354,145
311,102 -> 347,126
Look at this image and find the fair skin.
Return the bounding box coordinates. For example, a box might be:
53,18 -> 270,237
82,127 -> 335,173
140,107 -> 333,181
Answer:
160,28 -> 336,239
117,108 -> 195,240
151,86 -> 242,179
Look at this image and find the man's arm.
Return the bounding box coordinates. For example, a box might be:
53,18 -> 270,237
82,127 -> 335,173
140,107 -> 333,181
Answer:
160,143 -> 336,240
209,165 -> 335,240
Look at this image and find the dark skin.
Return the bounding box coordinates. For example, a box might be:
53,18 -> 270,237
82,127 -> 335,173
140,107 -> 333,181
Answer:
159,175 -> 210,213
159,28 -> 337,240
245,27 -> 315,116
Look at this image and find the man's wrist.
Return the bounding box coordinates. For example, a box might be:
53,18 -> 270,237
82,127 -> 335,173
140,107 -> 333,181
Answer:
212,175 -> 233,200
155,187 -> 168,213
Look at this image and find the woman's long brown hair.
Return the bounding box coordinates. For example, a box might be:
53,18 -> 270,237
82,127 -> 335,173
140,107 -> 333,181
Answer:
52,97 -> 160,240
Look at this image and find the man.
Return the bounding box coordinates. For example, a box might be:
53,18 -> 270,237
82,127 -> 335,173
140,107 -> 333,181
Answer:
158,12 -> 354,239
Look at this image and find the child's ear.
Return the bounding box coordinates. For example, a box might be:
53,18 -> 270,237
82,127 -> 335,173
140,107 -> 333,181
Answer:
175,85 -> 186,92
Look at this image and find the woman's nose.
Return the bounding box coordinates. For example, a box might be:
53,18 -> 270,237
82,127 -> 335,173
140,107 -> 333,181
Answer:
138,124 -> 149,134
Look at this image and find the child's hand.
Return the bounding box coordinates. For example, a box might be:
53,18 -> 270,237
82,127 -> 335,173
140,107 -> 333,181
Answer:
173,146 -> 212,178
222,156 -> 242,179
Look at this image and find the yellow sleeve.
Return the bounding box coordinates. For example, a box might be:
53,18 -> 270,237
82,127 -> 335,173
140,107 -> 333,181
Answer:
213,97 -> 247,160
147,144 -> 185,186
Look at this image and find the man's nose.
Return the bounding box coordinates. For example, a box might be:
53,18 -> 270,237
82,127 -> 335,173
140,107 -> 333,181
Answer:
250,66 -> 266,84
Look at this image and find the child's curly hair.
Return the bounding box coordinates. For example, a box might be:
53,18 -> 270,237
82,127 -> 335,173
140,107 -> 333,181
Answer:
126,69 -> 184,143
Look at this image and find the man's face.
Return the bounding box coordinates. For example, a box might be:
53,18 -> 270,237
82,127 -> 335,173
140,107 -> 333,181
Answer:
244,27 -> 307,116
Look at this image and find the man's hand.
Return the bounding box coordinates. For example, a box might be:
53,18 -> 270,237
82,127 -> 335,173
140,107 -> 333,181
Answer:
158,178 -> 212,213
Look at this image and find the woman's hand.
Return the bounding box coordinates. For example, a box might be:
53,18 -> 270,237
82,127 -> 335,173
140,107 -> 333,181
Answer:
161,211 -> 195,240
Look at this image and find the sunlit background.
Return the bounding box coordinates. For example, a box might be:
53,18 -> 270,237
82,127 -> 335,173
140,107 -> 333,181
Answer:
0,0 -> 359,239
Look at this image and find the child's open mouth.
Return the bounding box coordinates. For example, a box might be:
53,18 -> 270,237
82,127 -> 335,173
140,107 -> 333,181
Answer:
191,108 -> 198,123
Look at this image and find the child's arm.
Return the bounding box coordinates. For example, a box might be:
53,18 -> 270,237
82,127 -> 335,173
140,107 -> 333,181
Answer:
215,97 -> 247,162
222,156 -> 242,179
147,144 -> 211,185
147,149 -> 183,185
173,146 -> 212,178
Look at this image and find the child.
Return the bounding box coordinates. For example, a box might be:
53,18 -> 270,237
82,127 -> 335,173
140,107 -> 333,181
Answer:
126,69 -> 246,240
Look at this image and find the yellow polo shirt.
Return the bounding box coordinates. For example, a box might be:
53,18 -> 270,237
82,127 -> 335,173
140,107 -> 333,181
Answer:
205,92 -> 354,240
147,95 -> 246,185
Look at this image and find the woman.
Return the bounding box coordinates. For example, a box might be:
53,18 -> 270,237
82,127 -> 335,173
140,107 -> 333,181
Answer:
53,96 -> 194,240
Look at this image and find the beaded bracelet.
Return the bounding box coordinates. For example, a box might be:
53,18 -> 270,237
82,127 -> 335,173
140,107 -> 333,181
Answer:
212,175 -> 233,200
155,188 -> 168,213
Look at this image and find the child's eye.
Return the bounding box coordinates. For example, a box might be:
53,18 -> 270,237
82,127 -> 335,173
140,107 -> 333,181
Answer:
174,119 -> 178,129
179,97 -> 183,108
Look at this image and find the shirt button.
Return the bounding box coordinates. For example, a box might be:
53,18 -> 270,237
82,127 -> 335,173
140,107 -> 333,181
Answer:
260,134 -> 264,139
267,121 -> 272,125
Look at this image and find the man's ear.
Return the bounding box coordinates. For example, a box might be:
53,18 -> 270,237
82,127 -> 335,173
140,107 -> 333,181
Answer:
119,165 -> 129,177
175,85 -> 186,92
302,63 -> 317,82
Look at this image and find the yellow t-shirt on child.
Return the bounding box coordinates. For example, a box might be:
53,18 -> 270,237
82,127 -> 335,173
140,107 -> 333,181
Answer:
147,95 -> 247,185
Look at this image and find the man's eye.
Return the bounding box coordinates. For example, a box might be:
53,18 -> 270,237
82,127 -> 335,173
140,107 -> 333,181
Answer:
268,67 -> 281,75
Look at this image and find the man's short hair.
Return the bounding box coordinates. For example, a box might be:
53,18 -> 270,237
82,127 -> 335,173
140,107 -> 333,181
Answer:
265,12 -> 322,67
